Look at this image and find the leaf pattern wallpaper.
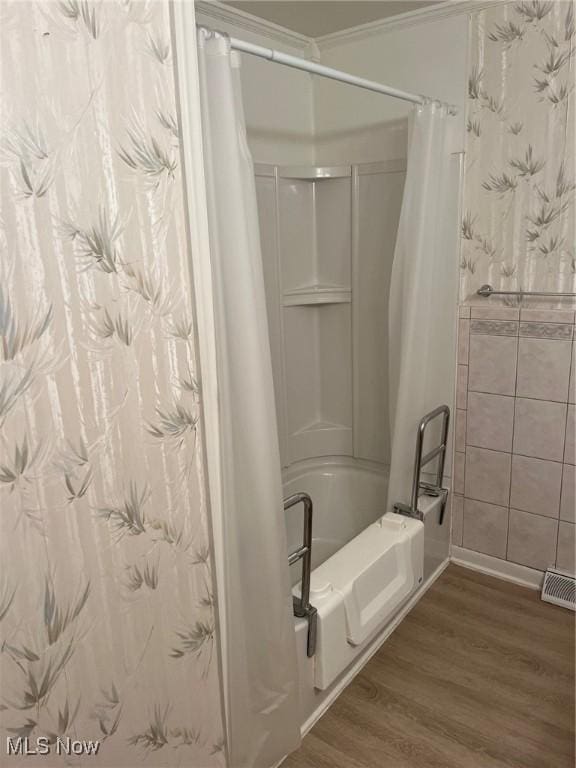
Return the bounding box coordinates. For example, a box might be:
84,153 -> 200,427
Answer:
0,1 -> 225,764
461,0 -> 575,301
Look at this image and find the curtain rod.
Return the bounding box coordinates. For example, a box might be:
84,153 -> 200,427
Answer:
227,35 -> 456,112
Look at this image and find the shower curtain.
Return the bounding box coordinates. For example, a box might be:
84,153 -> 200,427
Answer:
0,1 -> 224,765
387,101 -> 455,512
196,29 -> 301,768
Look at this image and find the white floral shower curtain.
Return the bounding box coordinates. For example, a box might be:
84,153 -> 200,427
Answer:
0,2 -> 224,765
196,29 -> 301,768
387,102 -> 456,512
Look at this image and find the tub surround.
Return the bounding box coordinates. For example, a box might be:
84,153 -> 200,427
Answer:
255,162 -> 405,469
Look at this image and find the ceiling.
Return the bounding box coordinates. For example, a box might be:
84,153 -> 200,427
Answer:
222,1 -> 444,38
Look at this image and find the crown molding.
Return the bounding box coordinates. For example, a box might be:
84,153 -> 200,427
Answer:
317,1 -> 508,51
195,1 -> 316,56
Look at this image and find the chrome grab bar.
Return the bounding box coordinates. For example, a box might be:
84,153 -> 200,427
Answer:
477,284 -> 576,298
394,405 -> 450,524
285,492 -> 317,658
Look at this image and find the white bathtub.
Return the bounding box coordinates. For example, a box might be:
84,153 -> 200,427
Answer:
282,457 -> 448,728
283,457 -> 389,580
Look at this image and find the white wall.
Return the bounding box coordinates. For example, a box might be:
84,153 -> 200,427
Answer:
196,6 -> 469,165
195,7 -> 316,164
314,14 -> 469,164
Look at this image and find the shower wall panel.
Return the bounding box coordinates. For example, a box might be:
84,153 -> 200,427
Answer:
255,168 -> 288,460
353,161 -> 406,465
255,161 -> 405,470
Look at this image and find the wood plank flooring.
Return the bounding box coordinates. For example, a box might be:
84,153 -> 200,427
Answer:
284,565 -> 575,768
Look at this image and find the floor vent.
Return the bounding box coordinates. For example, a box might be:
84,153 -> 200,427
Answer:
541,569 -> 576,611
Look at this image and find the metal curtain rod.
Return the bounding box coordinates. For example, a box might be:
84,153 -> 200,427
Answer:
228,36 -> 454,110
477,284 -> 576,299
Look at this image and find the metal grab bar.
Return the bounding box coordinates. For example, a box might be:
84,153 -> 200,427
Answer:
393,405 -> 450,525
478,284 -> 576,298
285,492 -> 317,657
412,405 -> 450,515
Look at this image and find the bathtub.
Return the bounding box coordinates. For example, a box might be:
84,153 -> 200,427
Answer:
283,457 -> 389,580
282,456 -> 448,729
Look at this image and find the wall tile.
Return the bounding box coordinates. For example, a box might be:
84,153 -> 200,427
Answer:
510,454 -> 562,519
513,398 -> 567,462
565,404 -> 575,465
471,306 -> 519,321
520,309 -> 575,324
466,392 -> 514,452
470,320 -> 518,336
519,322 -> 573,341
516,338 -> 571,402
454,451 -> 465,495
560,464 -> 575,524
569,342 -> 575,405
507,508 -> 558,571
455,409 -> 467,452
456,364 -> 468,409
468,334 -> 517,396
458,319 -> 470,363
556,522 -> 575,574
465,446 -> 511,506
463,499 -> 508,559
451,494 -> 464,547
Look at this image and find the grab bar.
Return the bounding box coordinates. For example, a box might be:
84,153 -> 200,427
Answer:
285,492 -> 317,657
394,405 -> 450,525
477,284 -> 576,298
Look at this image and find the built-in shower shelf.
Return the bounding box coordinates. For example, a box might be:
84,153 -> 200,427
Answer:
283,285 -> 351,306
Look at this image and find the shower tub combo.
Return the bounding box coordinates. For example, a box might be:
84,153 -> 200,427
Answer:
253,160 -> 455,729
283,453 -> 449,728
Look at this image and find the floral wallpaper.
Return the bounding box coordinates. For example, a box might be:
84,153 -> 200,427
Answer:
0,1 -> 224,765
460,0 -> 575,300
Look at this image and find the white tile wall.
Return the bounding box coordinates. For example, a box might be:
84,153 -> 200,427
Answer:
513,398 -> 567,462
516,338 -> 572,402
463,499 -> 508,558
465,447 -> 511,507
510,455 -> 563,519
454,305 -> 576,575
468,334 -> 518,396
557,522 -> 576,573
466,392 -> 514,452
507,508 -> 558,571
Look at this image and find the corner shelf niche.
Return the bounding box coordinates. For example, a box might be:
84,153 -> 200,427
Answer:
273,168 -> 354,463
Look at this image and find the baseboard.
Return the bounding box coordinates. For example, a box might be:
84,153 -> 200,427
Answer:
450,546 -> 544,590
299,557 -> 450,738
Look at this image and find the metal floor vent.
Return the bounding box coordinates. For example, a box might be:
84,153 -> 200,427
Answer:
541,569 -> 576,611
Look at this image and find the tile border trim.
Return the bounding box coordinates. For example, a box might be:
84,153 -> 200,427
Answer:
519,322 -> 574,340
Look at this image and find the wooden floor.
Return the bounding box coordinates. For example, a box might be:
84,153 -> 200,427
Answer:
284,565 -> 575,768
